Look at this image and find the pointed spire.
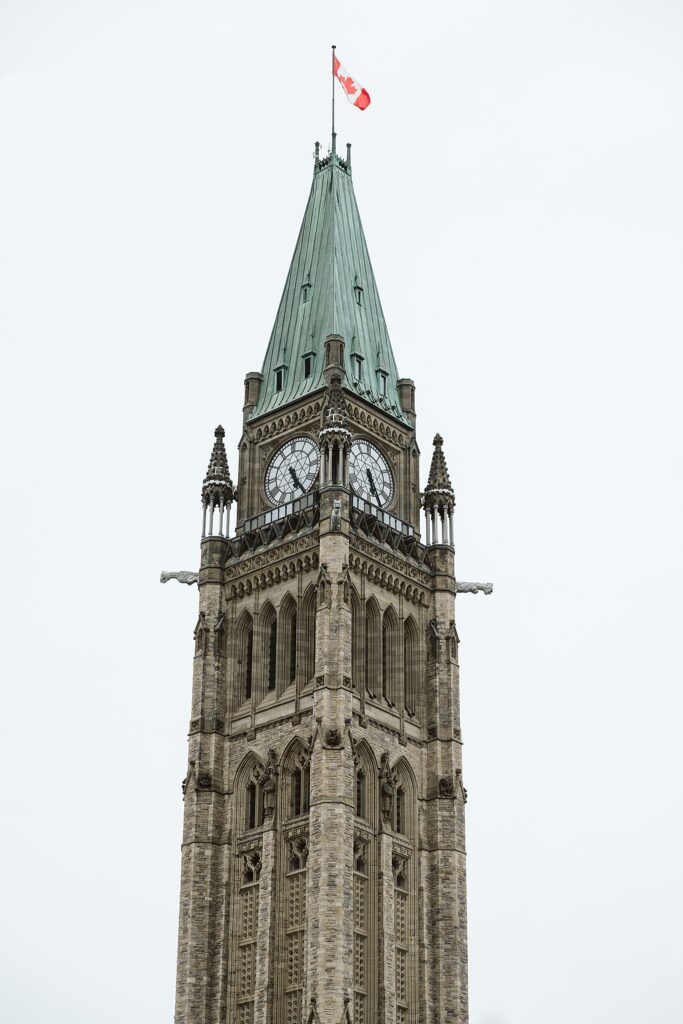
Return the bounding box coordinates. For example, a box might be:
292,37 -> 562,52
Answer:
425,434 -> 454,496
423,434 -> 455,547
202,425 -> 233,505
248,148 -> 407,425
201,426 -> 235,538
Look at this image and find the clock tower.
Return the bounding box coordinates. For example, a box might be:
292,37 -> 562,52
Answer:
168,140 -> 491,1024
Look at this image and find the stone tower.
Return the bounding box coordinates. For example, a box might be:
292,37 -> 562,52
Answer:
167,141 -> 491,1024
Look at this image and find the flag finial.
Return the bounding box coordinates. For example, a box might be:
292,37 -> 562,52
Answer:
331,44 -> 337,154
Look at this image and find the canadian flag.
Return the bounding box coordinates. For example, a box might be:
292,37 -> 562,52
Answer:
333,55 -> 371,110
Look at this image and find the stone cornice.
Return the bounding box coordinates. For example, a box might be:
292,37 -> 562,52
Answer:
349,535 -> 430,603
225,533 -> 319,598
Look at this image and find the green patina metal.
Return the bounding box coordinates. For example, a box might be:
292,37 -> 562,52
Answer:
249,147 -> 408,425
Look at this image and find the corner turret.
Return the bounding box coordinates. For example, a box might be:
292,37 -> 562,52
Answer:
201,425 -> 235,538
423,433 -> 455,546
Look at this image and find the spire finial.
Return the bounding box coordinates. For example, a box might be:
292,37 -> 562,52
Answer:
331,44 -> 337,154
201,425 -> 235,538
422,433 -> 455,546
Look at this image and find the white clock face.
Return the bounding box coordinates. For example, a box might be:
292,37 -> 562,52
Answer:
265,436 -> 320,505
349,440 -> 394,508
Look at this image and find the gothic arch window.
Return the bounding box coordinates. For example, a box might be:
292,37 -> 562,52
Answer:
390,758 -> 418,1023
403,616 -> 419,717
391,759 -> 417,841
236,849 -> 262,1022
260,603 -> 277,695
351,740 -> 378,1023
277,594 -> 297,694
350,586 -> 364,692
382,607 -> 399,707
275,740 -> 312,1021
236,611 -> 254,703
300,585 -> 317,683
353,740 -> 377,825
283,836 -> 308,1021
290,759 -> 310,818
233,751 -> 268,834
280,740 -> 312,823
364,597 -> 381,698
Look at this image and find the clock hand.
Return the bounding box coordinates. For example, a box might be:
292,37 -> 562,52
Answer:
289,466 -> 303,491
366,468 -> 379,499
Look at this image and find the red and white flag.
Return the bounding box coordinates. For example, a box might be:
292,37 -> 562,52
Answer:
333,54 -> 371,111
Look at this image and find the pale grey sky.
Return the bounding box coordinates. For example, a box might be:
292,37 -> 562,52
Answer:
1,2 -> 682,1022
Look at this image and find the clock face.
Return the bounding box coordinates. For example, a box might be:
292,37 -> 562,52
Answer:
349,440 -> 394,508
265,436 -> 320,505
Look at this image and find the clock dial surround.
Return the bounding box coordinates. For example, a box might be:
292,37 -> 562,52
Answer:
265,436 -> 320,506
349,439 -> 394,508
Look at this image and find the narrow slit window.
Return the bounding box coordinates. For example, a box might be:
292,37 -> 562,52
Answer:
395,787 -> 406,835
247,781 -> 257,830
275,368 -> 285,392
352,355 -> 363,381
378,372 -> 387,397
356,770 -> 365,818
268,620 -> 277,691
289,613 -> 297,684
244,626 -> 253,700
303,355 -> 312,379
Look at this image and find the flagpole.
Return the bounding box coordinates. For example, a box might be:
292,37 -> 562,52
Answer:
331,44 -> 336,154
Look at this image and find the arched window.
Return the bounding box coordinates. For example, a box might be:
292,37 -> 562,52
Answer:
289,612 -> 297,684
235,755 -> 266,833
390,759 -> 418,1022
245,626 -> 253,698
277,594 -> 298,695
260,603 -> 277,696
300,585 -> 317,683
404,616 -> 419,717
351,587 -> 364,692
268,620 -> 277,690
236,612 -> 254,703
382,607 -> 399,707
351,741 -> 378,1023
291,762 -> 310,818
364,598 -> 381,698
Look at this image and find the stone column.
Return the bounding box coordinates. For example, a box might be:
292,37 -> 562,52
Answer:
303,485 -> 356,1019
377,830 -> 396,1024
175,535 -> 229,1024
421,543 -> 468,1023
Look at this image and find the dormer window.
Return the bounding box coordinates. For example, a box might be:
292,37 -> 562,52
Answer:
301,279 -> 311,303
302,350 -> 315,380
352,354 -> 363,382
274,365 -> 287,392
354,278 -> 364,307
377,371 -> 387,397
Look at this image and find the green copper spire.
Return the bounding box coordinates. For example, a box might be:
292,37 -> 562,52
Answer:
249,145 -> 408,424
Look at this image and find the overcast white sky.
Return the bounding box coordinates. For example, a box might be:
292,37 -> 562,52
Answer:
1,2 -> 682,1022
